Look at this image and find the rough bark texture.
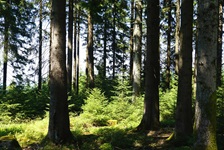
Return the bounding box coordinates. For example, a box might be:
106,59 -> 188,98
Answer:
175,0 -> 193,139
174,0 -> 180,75
48,0 -> 73,144
132,0 -> 142,99
194,0 -> 218,149
86,11 -> 94,89
137,0 -> 160,130
67,0 -> 73,93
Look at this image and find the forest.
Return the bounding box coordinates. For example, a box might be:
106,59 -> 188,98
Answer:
0,0 -> 224,149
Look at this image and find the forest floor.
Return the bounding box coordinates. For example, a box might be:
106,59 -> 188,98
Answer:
22,127 -> 191,150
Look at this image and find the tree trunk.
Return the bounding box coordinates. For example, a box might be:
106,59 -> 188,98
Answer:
175,0 -> 193,139
38,0 -> 43,91
132,0 -> 142,99
103,16 -> 107,78
194,0 -> 218,149
48,0 -> 73,144
112,3 -> 116,79
217,0 -> 223,87
3,0 -> 10,93
67,0 -> 73,93
174,0 -> 180,75
165,0 -> 171,90
73,0 -> 77,93
137,0 -> 160,131
86,10 -> 94,89
129,0 -> 134,82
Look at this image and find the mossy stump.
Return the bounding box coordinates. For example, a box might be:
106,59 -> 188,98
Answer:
0,135 -> 22,150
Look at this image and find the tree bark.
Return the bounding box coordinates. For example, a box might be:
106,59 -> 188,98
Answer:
194,0 -> 218,149
38,0 -> 43,91
165,0 -> 171,90
86,10 -> 94,89
129,0 -> 134,82
175,0 -> 193,139
48,0 -> 73,144
137,0 -> 160,130
132,0 -> 142,99
217,0 -> 223,87
174,0 -> 180,75
67,0 -> 73,93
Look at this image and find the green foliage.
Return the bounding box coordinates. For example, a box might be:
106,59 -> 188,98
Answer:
0,82 -> 49,122
80,77 -> 143,128
160,85 -> 177,122
81,88 -> 109,126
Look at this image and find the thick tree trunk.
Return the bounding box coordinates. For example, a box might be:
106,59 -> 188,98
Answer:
194,0 -> 218,149
67,0 -> 73,93
86,11 -> 94,88
137,0 -> 160,130
48,0 -> 73,144
132,0 -> 142,99
174,0 -> 180,75
38,0 -> 42,91
175,0 -> 193,139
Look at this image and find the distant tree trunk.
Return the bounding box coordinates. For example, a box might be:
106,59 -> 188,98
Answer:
76,9 -> 80,94
132,0 -> 142,99
174,0 -> 180,75
48,0 -> 73,144
129,0 -> 134,82
165,0 -> 171,89
194,0 -> 218,149
73,0 -> 77,92
38,0 -> 43,91
3,0 -> 10,93
175,0 -> 193,139
86,10 -> 94,88
217,0 -> 223,87
137,0 -> 160,130
112,3 -> 116,79
103,18 -> 107,78
67,0 -> 73,93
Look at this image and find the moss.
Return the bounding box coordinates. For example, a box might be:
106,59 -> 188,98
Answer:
206,91 -> 217,150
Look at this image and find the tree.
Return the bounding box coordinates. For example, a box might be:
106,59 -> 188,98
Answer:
137,0 -> 160,130
38,0 -> 43,91
194,0 -> 218,149
164,0 -> 172,90
48,0 -> 73,143
132,0 -> 142,99
2,0 -> 10,92
86,7 -> 94,89
129,0 -> 134,83
174,0 -> 180,74
1,0 -> 36,88
67,0 -> 73,93
217,0 -> 223,87
175,0 -> 193,139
